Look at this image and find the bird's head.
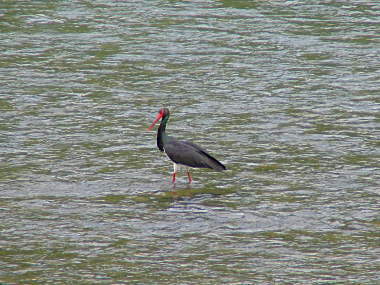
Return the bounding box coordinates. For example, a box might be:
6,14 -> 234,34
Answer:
148,108 -> 170,130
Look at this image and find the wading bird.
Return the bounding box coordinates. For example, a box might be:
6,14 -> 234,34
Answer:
148,108 -> 226,183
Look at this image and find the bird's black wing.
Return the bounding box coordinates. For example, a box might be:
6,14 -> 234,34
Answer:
164,138 -> 226,171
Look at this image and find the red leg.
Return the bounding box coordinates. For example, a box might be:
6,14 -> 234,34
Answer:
172,172 -> 176,183
187,170 -> 192,184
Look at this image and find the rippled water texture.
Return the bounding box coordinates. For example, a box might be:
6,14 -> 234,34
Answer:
1,1 -> 379,284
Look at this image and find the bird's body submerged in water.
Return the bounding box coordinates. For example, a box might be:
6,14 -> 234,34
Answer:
148,108 -> 226,183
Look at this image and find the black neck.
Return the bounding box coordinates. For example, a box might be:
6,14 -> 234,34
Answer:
157,115 -> 169,152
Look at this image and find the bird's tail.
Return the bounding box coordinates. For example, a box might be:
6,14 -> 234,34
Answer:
200,150 -> 226,171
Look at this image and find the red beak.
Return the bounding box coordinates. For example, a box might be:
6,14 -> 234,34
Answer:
148,113 -> 163,130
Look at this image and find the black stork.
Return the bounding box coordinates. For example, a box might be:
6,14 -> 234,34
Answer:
148,108 -> 226,183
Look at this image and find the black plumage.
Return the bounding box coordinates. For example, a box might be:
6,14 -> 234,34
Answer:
164,139 -> 226,171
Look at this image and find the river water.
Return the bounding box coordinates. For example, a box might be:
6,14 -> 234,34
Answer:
1,1 -> 379,284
